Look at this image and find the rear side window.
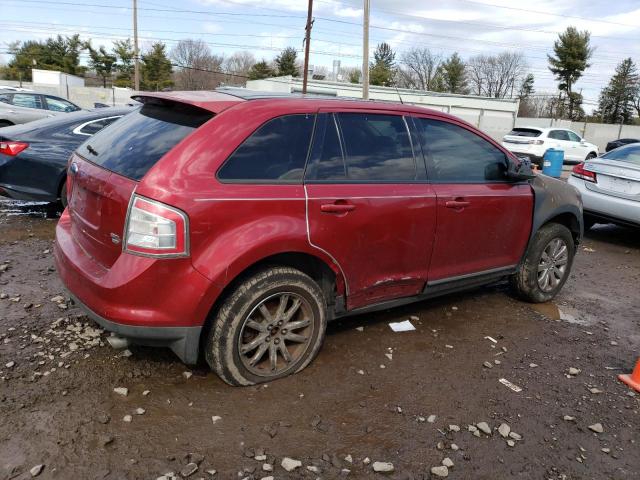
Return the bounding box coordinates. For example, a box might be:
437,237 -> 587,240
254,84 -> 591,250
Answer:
77,102 -> 212,181
309,113 -> 416,182
217,114 -> 315,182
507,128 -> 541,137
548,130 -> 570,141
417,118 -> 507,182
12,94 -> 42,109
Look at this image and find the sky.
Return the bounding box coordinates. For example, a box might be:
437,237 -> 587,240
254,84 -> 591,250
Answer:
2,0 -> 640,111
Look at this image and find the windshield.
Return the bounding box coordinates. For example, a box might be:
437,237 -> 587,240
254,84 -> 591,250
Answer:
76,101 -> 213,181
601,144 -> 640,166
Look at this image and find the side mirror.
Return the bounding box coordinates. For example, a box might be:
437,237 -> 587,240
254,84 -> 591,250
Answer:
506,155 -> 536,181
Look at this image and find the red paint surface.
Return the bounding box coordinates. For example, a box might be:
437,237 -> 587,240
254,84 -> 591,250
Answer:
55,92 -> 534,329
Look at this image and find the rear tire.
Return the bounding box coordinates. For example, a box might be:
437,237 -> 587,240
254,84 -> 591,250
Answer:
60,181 -> 68,209
510,223 -> 575,303
205,267 -> 327,386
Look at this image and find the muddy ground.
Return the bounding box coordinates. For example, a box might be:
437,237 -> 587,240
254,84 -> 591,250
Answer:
0,198 -> 638,480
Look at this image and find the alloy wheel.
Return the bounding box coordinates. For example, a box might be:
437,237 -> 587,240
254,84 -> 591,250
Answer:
537,237 -> 569,292
238,292 -> 315,377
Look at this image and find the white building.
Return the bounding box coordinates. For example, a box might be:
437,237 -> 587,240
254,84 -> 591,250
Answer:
246,75 -> 520,141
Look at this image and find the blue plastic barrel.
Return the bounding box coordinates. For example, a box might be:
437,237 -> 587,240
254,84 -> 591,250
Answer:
542,148 -> 564,178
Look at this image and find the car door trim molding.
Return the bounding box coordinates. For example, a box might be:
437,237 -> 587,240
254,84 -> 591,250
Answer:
426,265 -> 517,288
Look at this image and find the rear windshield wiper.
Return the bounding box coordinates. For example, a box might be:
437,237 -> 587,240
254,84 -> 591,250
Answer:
86,144 -> 99,156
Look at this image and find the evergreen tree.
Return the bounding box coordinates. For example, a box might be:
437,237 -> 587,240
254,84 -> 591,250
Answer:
519,73 -> 535,98
275,47 -> 299,77
369,42 -> 396,86
548,26 -> 593,119
440,52 -> 467,94
595,58 -> 639,124
112,39 -> 135,88
140,42 -> 173,91
3,35 -> 85,81
87,44 -> 117,88
248,60 -> 276,80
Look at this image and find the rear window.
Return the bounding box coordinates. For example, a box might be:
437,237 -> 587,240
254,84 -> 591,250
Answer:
602,144 -> 640,165
507,128 -> 541,137
77,102 -> 212,181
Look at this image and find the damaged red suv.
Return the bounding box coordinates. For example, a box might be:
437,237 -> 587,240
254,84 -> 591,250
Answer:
55,89 -> 583,385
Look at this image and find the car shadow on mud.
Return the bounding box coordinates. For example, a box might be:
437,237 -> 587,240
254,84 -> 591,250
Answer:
585,223 -> 640,248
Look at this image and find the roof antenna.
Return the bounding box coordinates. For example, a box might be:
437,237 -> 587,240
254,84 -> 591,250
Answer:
394,86 -> 404,104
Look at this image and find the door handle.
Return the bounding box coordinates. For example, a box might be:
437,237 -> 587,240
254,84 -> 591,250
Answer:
320,203 -> 356,214
445,199 -> 470,209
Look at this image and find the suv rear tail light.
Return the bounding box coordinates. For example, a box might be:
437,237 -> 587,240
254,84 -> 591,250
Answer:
571,163 -> 596,183
528,139 -> 544,145
0,141 -> 29,156
123,195 -> 189,257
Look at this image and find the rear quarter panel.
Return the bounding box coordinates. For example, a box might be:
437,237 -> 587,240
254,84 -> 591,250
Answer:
135,101 -> 347,304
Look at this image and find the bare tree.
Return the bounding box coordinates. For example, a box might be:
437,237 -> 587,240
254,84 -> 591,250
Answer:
397,47 -> 442,91
171,39 -> 223,90
467,52 -> 527,98
224,51 -> 255,77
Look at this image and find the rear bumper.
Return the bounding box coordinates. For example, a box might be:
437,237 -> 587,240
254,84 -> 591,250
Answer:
54,209 -> 220,364
0,183 -> 57,202
568,176 -> 640,227
69,291 -> 202,364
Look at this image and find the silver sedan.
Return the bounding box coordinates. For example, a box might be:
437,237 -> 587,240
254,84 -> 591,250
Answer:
568,143 -> 640,229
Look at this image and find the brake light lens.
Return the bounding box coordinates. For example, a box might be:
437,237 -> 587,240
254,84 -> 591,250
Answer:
529,139 -> 544,145
123,195 -> 189,257
0,141 -> 29,156
571,162 -> 596,183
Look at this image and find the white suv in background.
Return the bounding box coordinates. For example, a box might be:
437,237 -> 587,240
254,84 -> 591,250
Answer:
502,127 -> 599,166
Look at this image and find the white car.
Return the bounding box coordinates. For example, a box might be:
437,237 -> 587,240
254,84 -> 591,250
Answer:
502,127 -> 599,166
568,143 -> 640,229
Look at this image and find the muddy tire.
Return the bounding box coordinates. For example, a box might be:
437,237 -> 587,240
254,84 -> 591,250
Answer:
510,223 -> 575,303
60,181 -> 68,209
205,267 -> 327,386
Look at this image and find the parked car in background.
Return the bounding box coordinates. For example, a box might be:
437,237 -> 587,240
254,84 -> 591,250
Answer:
569,143 -> 640,229
502,127 -> 598,166
605,138 -> 639,152
0,90 -> 82,127
54,91 -> 583,386
0,106 -> 133,206
0,85 -> 34,92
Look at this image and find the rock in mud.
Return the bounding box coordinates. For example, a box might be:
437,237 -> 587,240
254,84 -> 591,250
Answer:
442,457 -> 454,468
589,423 -> 604,433
498,423 -> 510,438
30,465 -> 44,477
476,422 -> 492,435
113,387 -> 128,396
281,457 -> 302,472
180,462 -> 198,477
431,465 -> 449,477
372,461 -> 394,473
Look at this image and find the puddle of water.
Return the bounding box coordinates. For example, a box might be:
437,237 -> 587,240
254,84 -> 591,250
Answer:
0,198 -> 61,219
530,302 -> 589,325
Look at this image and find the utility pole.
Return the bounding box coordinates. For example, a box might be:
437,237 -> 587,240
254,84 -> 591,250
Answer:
362,0 -> 370,100
133,0 -> 140,91
302,0 -> 313,94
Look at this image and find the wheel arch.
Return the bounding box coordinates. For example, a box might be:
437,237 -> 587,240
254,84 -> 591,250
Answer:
198,250 -> 345,360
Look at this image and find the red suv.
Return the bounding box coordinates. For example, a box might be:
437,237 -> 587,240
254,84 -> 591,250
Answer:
54,90 -> 583,385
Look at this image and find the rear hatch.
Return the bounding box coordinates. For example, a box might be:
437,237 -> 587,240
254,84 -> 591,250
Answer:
67,100 -> 214,268
503,127 -> 543,149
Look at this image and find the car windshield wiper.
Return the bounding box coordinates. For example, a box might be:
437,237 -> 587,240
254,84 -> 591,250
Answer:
86,144 -> 99,156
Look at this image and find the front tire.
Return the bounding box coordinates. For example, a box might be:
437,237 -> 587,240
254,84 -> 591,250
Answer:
205,267 -> 327,386
586,152 -> 597,160
510,223 -> 575,303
